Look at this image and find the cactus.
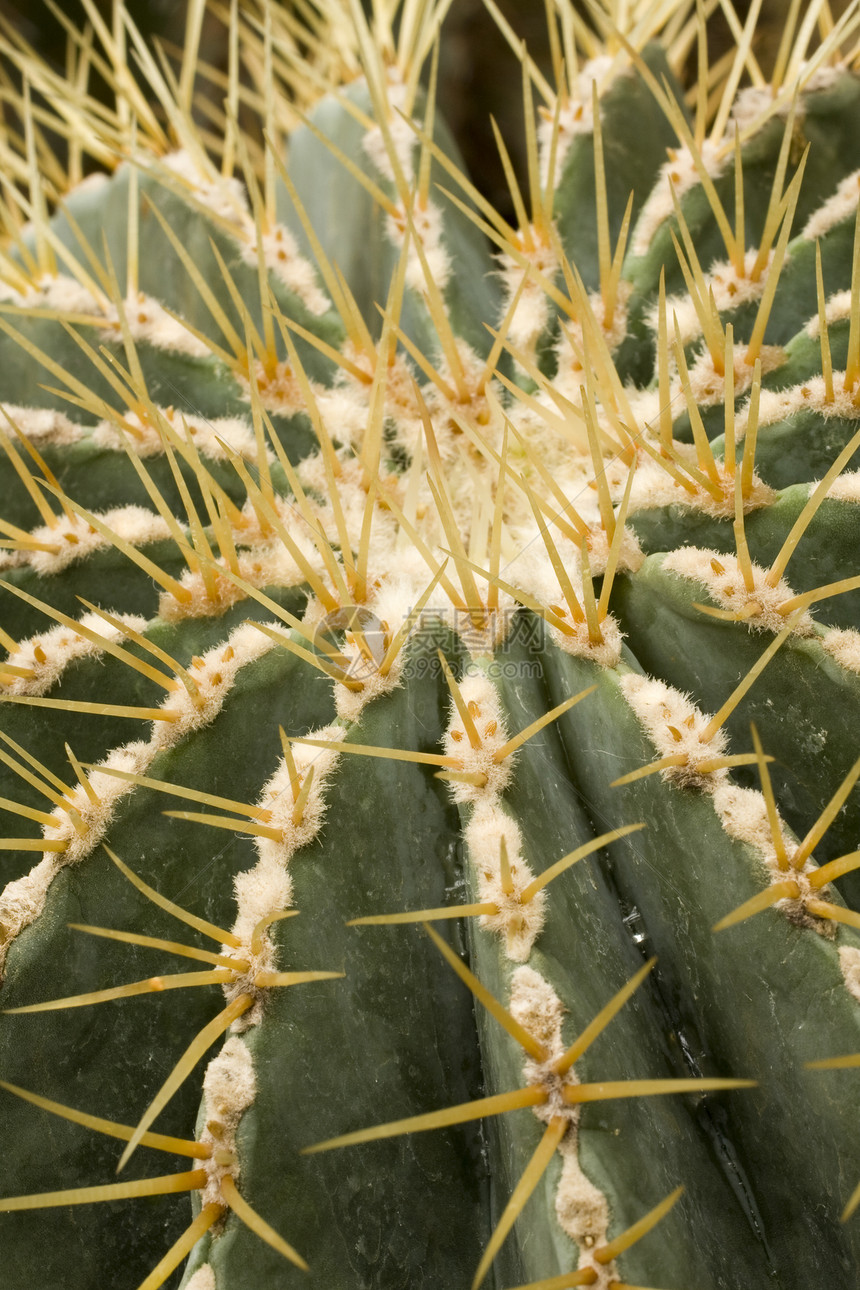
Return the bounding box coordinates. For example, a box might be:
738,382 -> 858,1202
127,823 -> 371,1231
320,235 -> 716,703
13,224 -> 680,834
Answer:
5,0 -> 860,1286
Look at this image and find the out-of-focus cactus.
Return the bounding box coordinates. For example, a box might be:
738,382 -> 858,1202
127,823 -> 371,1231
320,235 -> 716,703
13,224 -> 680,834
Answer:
3,2 -> 860,1287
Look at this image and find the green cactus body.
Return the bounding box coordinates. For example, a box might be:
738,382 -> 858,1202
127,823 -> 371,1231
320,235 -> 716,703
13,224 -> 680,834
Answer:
4,2 -> 860,1287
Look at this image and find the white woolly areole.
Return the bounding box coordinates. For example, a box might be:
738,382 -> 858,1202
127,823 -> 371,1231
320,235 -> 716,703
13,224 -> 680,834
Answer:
464,800 -> 545,962
619,673 -> 729,788
509,966 -> 613,1279
387,198 -> 451,295
735,374 -> 860,441
160,150 -> 249,223
0,404 -> 81,446
91,407 -> 263,463
821,627 -> 860,675
803,170 -> 860,241
2,611 -> 147,696
712,782 -> 832,932
183,1269 -> 216,1290
199,1036 -> 257,1208
224,725 -> 342,1024
250,725 -> 342,872
0,742 -> 152,975
549,614 -> 624,669
153,626 -> 275,750
442,673 -> 513,804
632,139 -> 725,258
0,507 -> 171,576
840,947 -> 860,1004
662,548 -> 814,636
239,223 -> 329,315
40,741 -> 150,866
99,293 -> 211,357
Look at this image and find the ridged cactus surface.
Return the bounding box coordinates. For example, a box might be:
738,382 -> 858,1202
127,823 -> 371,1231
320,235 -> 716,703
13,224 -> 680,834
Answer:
4,2 -> 860,1287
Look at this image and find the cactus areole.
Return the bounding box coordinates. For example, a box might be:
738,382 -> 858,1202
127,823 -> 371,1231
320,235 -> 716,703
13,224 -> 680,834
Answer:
4,1 -> 860,1287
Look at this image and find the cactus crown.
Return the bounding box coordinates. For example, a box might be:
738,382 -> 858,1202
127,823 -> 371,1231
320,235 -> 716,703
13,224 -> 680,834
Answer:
4,1 -> 860,1287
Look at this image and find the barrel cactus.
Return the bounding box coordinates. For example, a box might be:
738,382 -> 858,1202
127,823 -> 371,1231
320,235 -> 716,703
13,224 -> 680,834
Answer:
4,0 -> 860,1286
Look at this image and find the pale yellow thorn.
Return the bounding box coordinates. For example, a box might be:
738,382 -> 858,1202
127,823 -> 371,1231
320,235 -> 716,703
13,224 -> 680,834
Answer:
656,268 -> 674,450
220,1174 -> 308,1270
598,457 -> 637,621
671,320 -> 721,486
102,846 -> 243,947
251,909 -> 299,957
254,970 -> 344,988
0,838 -> 67,852
767,423 -> 860,588
746,152 -> 808,368
39,485 -> 193,603
117,994 -> 253,1173
842,1180 -> 860,1224
0,732 -> 75,801
424,922 -> 547,1061
435,770 -> 490,787
808,851 -> 860,891
710,0 -> 764,146
750,723 -> 789,870
83,765 -> 272,824
0,1170 -> 208,1212
379,560 -> 450,677
522,479 -> 585,625
291,734 -> 456,770
68,924 -> 246,971
302,1086 -> 546,1156
699,612 -> 801,744
163,809 -> 284,843
499,834 -> 514,896
522,824 -> 646,905
137,1202 -> 225,1290
4,969 -> 235,1013
712,879 -> 801,932
0,1080 -> 209,1159
438,651 -> 482,749
806,898 -> 860,931
291,763 -> 315,827
248,623 -> 364,693
503,1269 -> 597,1290
694,752 -> 775,774
594,1185 -> 684,1264
610,754 -> 689,787
816,241 -> 835,403
564,1077 -> 757,1103
0,423 -> 59,529
805,1051 -> 860,1070
0,796 -> 59,827
792,756 -> 860,871
579,539 -> 603,645
0,693 -> 178,722
471,1117 -> 569,1290
0,623 -> 18,652
494,689 -> 597,764
347,903 -> 498,927
554,959 -> 657,1078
